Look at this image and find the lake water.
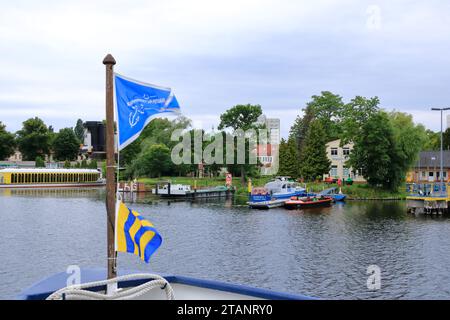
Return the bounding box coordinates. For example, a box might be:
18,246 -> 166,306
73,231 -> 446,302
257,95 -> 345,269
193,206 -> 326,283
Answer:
1,188 -> 450,299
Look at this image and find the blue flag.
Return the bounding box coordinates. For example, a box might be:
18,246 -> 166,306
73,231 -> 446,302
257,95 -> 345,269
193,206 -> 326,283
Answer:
114,73 -> 180,150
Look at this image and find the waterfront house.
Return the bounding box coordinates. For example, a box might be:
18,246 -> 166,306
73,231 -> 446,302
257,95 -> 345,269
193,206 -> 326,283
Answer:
257,144 -> 279,175
407,151 -> 450,182
323,139 -> 366,183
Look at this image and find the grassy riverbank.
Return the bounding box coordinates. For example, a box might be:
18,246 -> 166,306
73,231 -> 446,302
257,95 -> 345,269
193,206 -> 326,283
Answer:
304,182 -> 407,200
139,176 -> 406,200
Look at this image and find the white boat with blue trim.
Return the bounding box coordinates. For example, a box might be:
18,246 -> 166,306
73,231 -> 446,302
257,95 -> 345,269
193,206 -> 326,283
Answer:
19,268 -> 314,300
248,177 -> 310,209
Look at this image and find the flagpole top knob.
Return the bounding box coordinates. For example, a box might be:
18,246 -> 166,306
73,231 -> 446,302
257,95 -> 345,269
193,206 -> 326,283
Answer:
103,54 -> 116,65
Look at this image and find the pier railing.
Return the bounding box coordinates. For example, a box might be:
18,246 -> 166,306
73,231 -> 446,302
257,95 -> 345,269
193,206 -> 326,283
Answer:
406,182 -> 448,198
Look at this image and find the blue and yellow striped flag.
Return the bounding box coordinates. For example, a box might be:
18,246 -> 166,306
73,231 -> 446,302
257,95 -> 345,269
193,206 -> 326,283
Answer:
115,200 -> 162,263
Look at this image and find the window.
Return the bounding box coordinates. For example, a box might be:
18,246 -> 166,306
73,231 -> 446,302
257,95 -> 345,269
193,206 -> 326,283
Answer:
331,148 -> 338,156
330,165 -> 338,177
343,167 -> 350,177
343,148 -> 350,156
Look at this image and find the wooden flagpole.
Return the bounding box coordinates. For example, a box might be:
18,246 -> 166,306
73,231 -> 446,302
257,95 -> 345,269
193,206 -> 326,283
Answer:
103,54 -> 117,280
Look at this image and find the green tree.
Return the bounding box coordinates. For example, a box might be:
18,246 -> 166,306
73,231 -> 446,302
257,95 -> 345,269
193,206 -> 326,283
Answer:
218,104 -> 263,131
64,160 -> 71,168
121,116 -> 192,179
388,111 -> 427,170
278,137 -> 300,178
299,120 -> 331,181
348,111 -> 401,190
74,119 -> 84,143
218,104 -> 263,184
304,91 -> 344,141
423,129 -> 440,151
340,96 -> 380,144
289,91 -> 344,158
81,159 -> 88,168
0,122 -> 16,160
16,117 -> 51,160
289,108 -> 314,154
442,128 -> 450,150
52,128 -> 80,161
130,144 -> 172,178
119,139 -> 142,168
35,156 -> 45,168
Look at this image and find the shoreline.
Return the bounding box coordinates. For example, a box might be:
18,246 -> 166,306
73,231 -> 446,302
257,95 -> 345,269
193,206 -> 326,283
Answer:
138,176 -> 408,201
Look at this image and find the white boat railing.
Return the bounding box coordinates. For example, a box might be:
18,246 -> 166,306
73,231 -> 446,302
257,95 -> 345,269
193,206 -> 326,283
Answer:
46,273 -> 174,300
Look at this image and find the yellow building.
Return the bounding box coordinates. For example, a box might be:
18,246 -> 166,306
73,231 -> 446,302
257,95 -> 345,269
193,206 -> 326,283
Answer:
323,139 -> 366,182
407,151 -> 450,183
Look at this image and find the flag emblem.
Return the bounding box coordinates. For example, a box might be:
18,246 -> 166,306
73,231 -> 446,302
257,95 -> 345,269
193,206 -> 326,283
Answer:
114,73 -> 180,150
115,200 -> 162,263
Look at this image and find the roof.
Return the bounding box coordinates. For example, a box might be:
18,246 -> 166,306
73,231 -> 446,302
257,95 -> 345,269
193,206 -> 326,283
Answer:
0,168 -> 100,173
415,151 -> 450,168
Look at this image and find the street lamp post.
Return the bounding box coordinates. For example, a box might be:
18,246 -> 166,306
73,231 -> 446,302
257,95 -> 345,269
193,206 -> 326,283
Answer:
431,107 -> 450,195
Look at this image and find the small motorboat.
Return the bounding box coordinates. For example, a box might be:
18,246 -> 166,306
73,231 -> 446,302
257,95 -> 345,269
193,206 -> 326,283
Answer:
264,177 -> 306,199
284,195 -> 333,209
248,178 -> 309,209
318,187 -> 346,202
331,194 -> 346,201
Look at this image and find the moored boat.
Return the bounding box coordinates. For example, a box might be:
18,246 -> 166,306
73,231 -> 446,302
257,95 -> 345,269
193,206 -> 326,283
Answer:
152,183 -> 191,196
248,178 -> 309,209
264,177 -> 306,199
284,195 -> 333,209
318,187 -> 346,201
0,168 -> 105,188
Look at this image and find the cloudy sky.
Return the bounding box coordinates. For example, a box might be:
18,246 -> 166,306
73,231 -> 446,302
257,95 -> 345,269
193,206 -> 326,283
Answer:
1,0 -> 449,137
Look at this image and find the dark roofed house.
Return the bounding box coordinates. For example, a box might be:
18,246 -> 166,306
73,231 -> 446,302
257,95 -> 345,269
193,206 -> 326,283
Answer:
407,151 -> 450,183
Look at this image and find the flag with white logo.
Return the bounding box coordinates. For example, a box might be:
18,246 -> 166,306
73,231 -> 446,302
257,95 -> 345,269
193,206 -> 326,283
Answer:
114,73 -> 180,150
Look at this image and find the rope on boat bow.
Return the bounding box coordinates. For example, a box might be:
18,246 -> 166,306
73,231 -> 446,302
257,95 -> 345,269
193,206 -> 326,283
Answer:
46,273 -> 174,300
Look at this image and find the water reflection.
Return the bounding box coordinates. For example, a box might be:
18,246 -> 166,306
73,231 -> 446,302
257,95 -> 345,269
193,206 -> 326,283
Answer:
0,187 -> 105,199
1,190 -> 450,299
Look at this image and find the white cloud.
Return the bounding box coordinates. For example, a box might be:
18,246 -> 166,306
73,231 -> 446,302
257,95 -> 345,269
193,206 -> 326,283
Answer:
0,0 -> 449,134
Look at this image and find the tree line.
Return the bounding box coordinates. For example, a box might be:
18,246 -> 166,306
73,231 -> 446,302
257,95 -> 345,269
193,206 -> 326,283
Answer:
120,104 -> 264,183
0,117 -> 85,162
1,96 -> 442,190
278,91 -> 437,191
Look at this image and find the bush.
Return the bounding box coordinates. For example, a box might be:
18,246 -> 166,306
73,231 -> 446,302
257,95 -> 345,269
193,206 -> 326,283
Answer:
89,159 -> 98,169
35,156 -> 45,168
